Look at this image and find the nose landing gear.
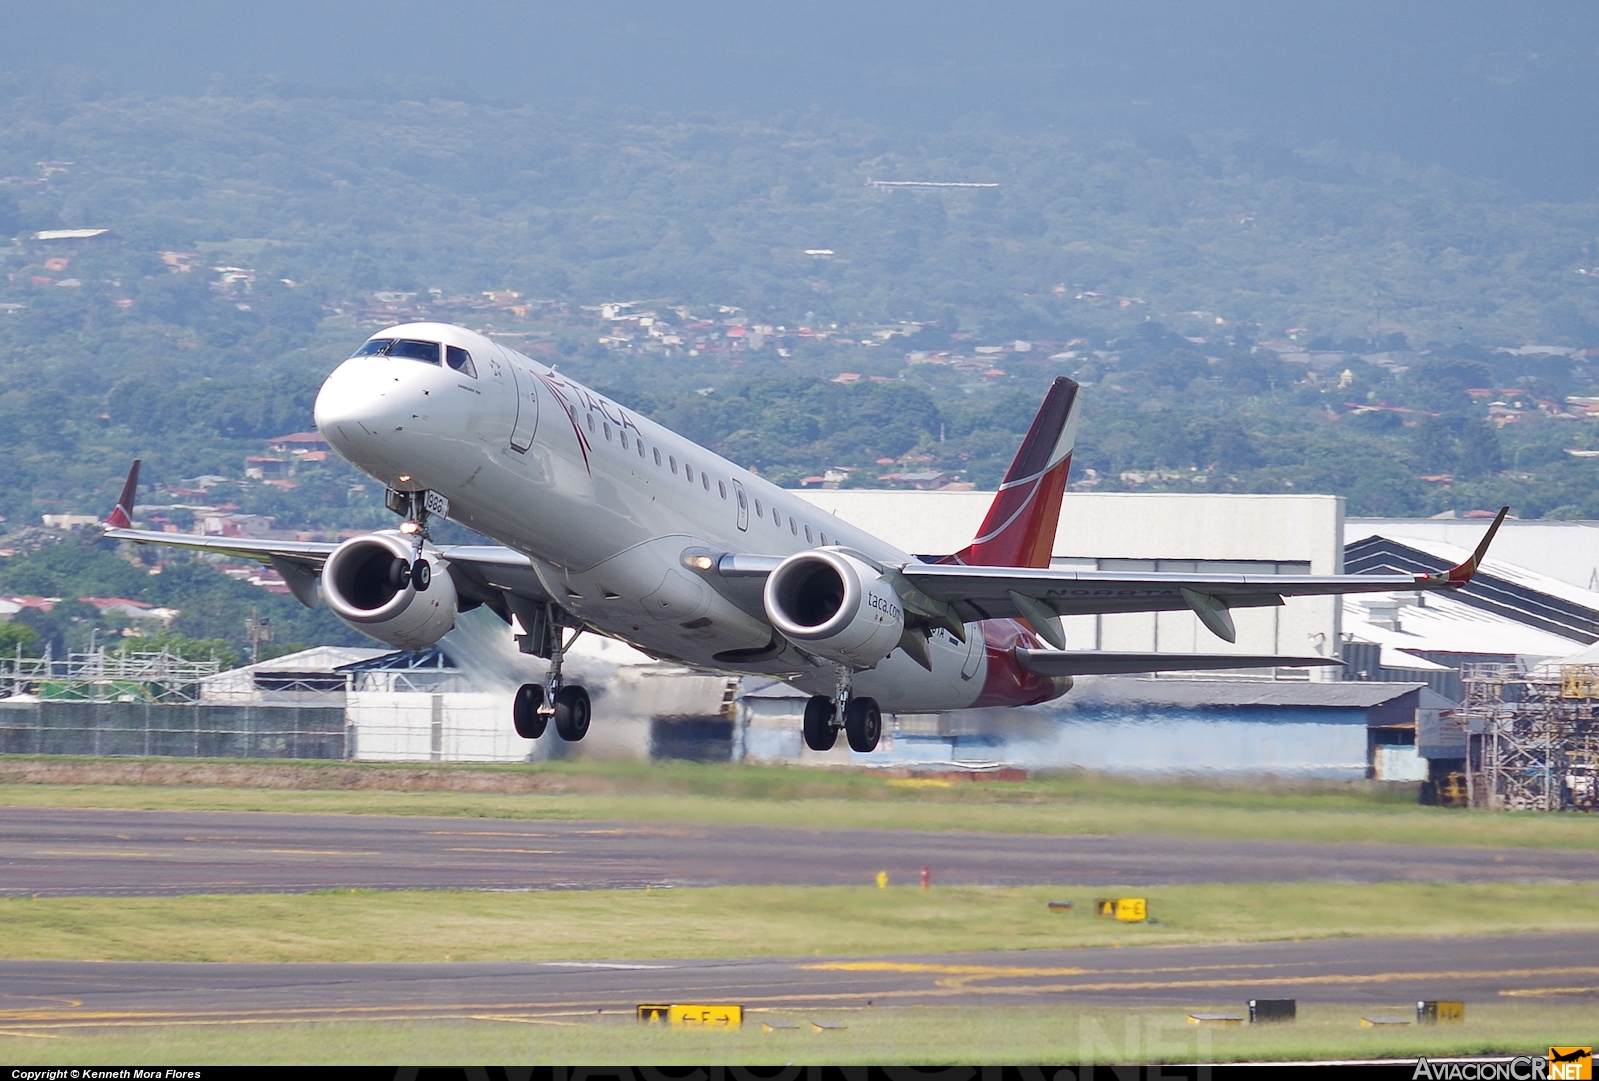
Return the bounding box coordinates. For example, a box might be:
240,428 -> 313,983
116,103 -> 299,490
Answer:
386,556 -> 432,592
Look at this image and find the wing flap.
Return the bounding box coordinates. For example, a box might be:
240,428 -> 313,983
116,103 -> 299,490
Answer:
1014,647 -> 1341,677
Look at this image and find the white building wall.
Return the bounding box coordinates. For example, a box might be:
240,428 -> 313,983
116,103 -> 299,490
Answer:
1012,718 -> 1370,778
347,691 -> 531,763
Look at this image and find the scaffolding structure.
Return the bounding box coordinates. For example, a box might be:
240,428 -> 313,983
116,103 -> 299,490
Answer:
1456,662 -> 1599,812
1,648 -> 222,704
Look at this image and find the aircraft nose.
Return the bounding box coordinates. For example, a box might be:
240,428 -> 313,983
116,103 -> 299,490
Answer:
314,357 -> 404,456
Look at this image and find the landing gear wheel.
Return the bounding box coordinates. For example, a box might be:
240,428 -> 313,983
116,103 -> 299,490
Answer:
553,685 -> 591,742
845,696 -> 882,753
387,557 -> 411,590
803,695 -> 837,751
513,683 -> 547,739
411,558 -> 431,591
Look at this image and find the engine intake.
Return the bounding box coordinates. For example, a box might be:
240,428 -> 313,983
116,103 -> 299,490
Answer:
321,530 -> 458,650
763,549 -> 904,669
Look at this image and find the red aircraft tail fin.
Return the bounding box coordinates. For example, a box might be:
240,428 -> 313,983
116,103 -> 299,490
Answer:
106,460 -> 141,529
949,377 -> 1080,569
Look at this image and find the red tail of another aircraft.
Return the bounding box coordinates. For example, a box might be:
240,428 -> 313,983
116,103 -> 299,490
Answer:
949,377 -> 1080,569
106,459 -> 141,529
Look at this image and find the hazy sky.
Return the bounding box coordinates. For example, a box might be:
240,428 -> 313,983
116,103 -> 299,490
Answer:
5,1 -> 1597,198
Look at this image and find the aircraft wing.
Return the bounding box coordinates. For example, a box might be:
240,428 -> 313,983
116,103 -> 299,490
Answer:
104,524 -> 551,609
716,507 -> 1505,646
1013,647 -> 1340,677
895,507 -> 1508,644
101,463 -> 553,611
103,526 -> 338,565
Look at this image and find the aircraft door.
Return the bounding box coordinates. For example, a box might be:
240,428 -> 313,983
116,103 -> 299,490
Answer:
507,363 -> 539,453
731,479 -> 749,531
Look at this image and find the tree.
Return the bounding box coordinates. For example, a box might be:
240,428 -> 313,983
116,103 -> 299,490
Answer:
1409,415 -> 1457,474
0,621 -> 39,655
1456,420 -> 1504,479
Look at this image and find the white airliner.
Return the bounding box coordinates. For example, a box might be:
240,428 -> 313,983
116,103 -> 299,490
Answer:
104,323 -> 1506,752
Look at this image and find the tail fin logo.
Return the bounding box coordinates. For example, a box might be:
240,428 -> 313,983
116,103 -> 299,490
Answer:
951,377 -> 1080,569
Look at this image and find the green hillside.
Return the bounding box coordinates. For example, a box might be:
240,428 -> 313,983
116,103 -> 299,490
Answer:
3,88 -> 1599,658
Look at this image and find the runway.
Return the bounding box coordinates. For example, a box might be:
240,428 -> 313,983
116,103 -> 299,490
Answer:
0,933 -> 1594,1032
5,807 -> 1598,896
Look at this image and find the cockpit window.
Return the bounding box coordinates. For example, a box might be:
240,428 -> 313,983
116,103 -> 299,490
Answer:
387,339 -> 441,365
352,338 -> 394,357
445,346 -> 477,378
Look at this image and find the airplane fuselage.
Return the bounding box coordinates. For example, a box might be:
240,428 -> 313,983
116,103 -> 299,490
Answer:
314,323 -> 1065,713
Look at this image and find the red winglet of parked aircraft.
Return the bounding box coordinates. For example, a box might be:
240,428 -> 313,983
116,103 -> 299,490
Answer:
105,459 -> 141,530
1433,505 -> 1509,587
948,376 -> 1081,569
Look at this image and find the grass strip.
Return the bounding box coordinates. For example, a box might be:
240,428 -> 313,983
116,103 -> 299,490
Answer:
3,881 -> 1598,963
3,1004 -> 1596,1066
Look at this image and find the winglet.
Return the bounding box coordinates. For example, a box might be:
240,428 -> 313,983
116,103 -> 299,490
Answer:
1434,505 -> 1509,586
105,460 -> 141,529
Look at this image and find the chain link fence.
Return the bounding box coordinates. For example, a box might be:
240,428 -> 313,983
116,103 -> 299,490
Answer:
0,701 -> 347,759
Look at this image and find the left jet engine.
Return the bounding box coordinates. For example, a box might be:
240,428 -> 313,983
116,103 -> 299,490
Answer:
321,530 -> 458,650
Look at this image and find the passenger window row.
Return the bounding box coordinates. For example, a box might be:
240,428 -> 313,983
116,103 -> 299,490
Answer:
590,406 -> 829,544
752,496 -> 827,546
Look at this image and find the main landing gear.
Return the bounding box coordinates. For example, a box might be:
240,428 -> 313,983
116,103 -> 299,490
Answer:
511,607 -> 590,742
802,694 -> 882,753
512,683 -> 591,742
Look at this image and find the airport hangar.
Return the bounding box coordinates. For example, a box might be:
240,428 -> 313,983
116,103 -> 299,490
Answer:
7,491 -> 1599,783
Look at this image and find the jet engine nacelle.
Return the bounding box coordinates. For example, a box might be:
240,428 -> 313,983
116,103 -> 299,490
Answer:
763,549 -> 905,669
321,530 -> 458,650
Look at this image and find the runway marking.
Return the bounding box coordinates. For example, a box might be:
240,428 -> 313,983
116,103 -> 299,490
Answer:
807,961 -> 1599,995
425,831 -> 556,837
0,1030 -> 59,1039
470,1014 -> 585,1026
810,960 -> 1321,978
1499,986 -> 1599,997
0,995 -> 84,1009
0,1000 -> 704,1031
446,847 -> 562,855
